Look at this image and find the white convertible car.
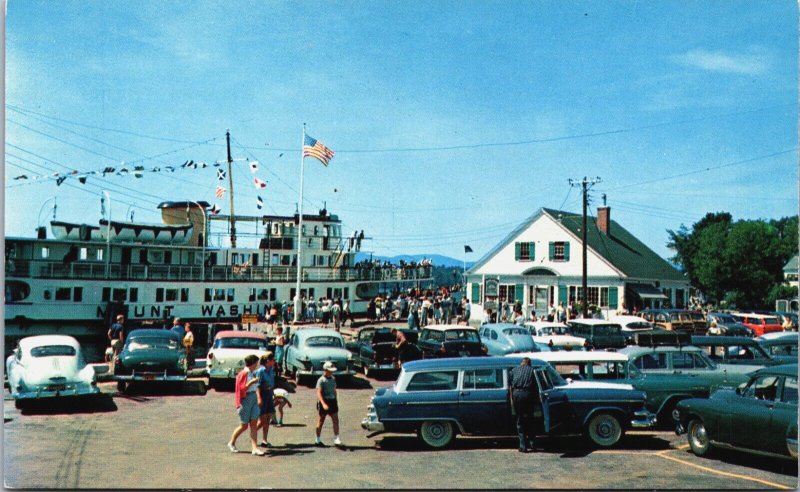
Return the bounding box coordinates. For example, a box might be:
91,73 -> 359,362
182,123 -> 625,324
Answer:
6,335 -> 100,407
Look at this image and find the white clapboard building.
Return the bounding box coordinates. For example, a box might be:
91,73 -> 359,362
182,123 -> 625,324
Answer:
465,207 -> 690,321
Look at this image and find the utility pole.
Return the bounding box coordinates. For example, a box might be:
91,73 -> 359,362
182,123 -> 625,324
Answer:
568,176 -> 602,319
226,130 -> 236,248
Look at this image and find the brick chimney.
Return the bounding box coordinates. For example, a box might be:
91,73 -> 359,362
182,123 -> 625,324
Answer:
597,207 -> 610,235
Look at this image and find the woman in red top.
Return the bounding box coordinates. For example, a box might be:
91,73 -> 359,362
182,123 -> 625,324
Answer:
227,354 -> 264,456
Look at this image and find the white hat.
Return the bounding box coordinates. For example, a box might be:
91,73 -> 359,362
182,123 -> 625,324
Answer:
323,361 -> 337,372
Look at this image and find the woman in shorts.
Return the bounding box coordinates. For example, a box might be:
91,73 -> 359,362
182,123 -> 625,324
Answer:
227,354 -> 265,456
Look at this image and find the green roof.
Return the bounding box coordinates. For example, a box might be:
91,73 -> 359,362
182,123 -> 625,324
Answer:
784,254 -> 798,273
541,208 -> 686,282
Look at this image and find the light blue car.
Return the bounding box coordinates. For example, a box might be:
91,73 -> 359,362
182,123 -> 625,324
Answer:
478,323 -> 538,356
283,328 -> 356,384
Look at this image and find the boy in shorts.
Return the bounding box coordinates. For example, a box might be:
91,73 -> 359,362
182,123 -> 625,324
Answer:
272,388 -> 292,426
314,361 -> 341,447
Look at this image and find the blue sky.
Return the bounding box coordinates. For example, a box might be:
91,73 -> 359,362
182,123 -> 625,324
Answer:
5,1 -> 798,261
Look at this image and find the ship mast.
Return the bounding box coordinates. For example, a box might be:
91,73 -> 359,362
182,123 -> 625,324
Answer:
226,130 -> 237,248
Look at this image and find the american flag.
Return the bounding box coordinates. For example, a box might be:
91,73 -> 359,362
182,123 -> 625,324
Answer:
216,186 -> 225,198
303,134 -> 335,166
210,204 -> 221,215
254,177 -> 267,189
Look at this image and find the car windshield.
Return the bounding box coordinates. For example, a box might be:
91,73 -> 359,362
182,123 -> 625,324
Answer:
714,314 -> 736,323
30,345 -> 77,357
502,328 -> 528,336
592,324 -> 622,336
305,336 -> 343,348
215,338 -> 267,350
127,337 -> 179,351
444,330 -> 480,342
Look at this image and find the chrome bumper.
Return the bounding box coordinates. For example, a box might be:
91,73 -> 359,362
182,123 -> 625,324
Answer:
114,370 -> 187,382
630,410 -> 657,428
208,368 -> 240,379
361,402 -> 385,433
14,385 -> 100,400
296,369 -> 356,377
366,362 -> 398,371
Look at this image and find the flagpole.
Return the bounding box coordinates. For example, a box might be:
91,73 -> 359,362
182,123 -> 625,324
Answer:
293,124 -> 306,323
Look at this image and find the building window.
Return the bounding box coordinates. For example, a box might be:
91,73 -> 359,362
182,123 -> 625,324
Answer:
498,284 -> 516,303
548,241 -> 570,262
675,289 -> 685,309
515,242 -> 535,261
568,286 -> 600,306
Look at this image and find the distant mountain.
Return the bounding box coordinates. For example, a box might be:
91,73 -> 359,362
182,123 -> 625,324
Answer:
355,252 -> 473,269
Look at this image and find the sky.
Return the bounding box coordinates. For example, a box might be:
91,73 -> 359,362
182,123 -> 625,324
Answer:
4,1 -> 798,262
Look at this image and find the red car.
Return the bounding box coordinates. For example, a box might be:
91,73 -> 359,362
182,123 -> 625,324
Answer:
733,313 -> 783,337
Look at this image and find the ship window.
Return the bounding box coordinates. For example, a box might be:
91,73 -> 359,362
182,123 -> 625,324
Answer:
272,254 -> 279,266
43,289 -> 52,300
41,247 -> 50,259
204,289 -> 212,302
270,288 -> 277,301
181,288 -> 189,303
227,289 -> 235,302
102,287 -> 110,302
281,255 -> 290,266
113,288 -> 127,302
149,251 -> 164,264
73,287 -> 83,302
96,249 -> 104,261
257,289 -> 269,301
249,288 -> 256,302
309,288 -> 315,299
130,288 -> 138,303
343,288 -> 348,300
164,251 -> 172,264
165,289 -> 178,302
79,248 -> 88,260
55,287 -> 71,301
156,288 -> 164,302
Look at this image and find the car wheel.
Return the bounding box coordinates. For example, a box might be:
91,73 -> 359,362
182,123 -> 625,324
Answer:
418,421 -> 455,449
586,413 -> 623,448
687,419 -> 712,457
117,380 -> 127,393
14,399 -> 26,410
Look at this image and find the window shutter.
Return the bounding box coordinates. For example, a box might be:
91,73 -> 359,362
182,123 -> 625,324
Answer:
608,286 -> 618,309
558,285 -> 568,304
514,242 -> 521,260
515,284 -> 524,303
530,242 -> 535,261
549,242 -> 555,261
563,242 -> 570,261
471,283 -> 481,304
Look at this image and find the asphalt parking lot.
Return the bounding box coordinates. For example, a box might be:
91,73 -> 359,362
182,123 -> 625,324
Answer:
3,369 -> 798,490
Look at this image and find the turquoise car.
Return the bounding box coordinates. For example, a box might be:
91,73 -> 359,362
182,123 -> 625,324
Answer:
283,328 -> 356,384
675,364 -> 798,461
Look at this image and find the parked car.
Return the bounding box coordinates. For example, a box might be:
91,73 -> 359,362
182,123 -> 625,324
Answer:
206,331 -> 270,389
346,326 -> 420,376
417,325 -> 487,358
640,309 -> 705,334
620,345 -> 761,391
690,335 -> 780,367
282,328 -> 355,383
567,319 -> 626,349
609,315 -> 653,344
524,321 -> 586,351
628,328 -> 691,347
361,356 -> 656,449
113,329 -> 189,392
756,332 -> 798,364
519,350 -> 711,426
675,364 -> 798,460
705,312 -> 754,337
731,313 -> 783,337
6,335 -> 100,408
479,323 -> 538,355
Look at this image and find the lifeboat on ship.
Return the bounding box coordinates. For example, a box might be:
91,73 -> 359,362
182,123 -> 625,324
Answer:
98,219 -> 193,244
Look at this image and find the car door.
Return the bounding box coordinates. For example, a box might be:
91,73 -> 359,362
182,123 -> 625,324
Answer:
458,367 -> 511,435
537,368 -> 570,433
730,374 -> 781,451
357,328 -> 374,366
774,376 -> 799,456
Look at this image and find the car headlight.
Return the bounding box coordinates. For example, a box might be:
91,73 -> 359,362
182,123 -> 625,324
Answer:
347,352 -> 353,360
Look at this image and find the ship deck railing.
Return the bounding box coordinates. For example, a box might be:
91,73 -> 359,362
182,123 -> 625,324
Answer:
5,260 -> 433,283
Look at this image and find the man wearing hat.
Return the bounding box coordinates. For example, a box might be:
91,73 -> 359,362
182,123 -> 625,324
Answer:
315,361 -> 342,447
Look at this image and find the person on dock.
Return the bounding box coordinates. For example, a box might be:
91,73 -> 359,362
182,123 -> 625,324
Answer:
315,361 -> 342,447
182,322 -> 195,368
107,314 -> 126,362
227,354 -> 265,456
272,388 -> 292,426
170,317 -> 184,338
254,353 -> 276,449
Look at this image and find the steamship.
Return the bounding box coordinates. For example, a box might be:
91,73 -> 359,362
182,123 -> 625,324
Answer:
5,201 -> 433,337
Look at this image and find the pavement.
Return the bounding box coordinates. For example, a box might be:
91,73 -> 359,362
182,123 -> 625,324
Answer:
4,368 -> 798,489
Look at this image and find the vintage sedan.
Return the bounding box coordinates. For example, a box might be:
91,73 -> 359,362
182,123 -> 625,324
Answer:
524,321 -> 586,351
283,328 -> 355,383
705,312 -> 754,337
361,357 -> 655,449
346,326 -> 420,376
757,332 -> 798,364
417,325 -> 487,358
620,345 -> 762,391
690,335 -> 781,366
113,329 -> 188,392
206,331 -> 270,388
479,323 -> 538,355
675,364 -> 798,460
609,315 -> 654,344
567,319 -> 626,349
6,335 -> 100,408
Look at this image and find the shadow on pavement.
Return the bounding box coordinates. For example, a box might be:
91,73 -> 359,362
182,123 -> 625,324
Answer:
18,393 -> 118,415
337,376 -> 373,390
265,448 -> 315,457
117,380 -> 207,397
271,423 -> 306,428
680,447 -> 799,477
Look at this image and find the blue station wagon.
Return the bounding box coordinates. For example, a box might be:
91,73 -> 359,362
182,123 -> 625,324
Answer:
361,357 -> 655,449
